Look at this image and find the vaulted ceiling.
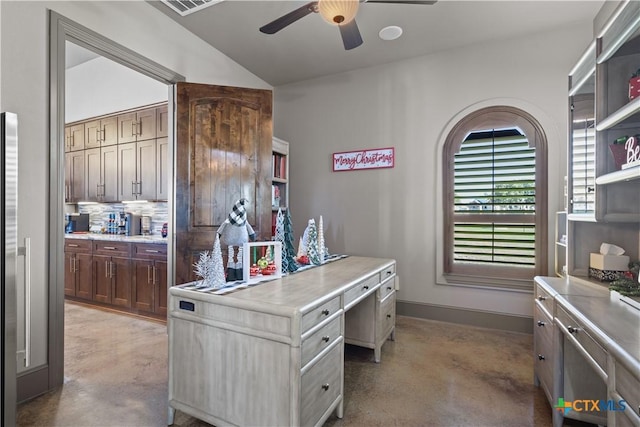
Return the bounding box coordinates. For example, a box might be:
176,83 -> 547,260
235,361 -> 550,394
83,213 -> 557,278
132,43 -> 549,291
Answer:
147,0 -> 604,86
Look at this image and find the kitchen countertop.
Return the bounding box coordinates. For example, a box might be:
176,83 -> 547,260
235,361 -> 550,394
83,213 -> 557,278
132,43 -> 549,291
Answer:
65,233 -> 168,244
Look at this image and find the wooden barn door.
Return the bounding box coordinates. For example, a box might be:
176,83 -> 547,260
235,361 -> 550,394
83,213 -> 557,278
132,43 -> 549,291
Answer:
174,83 -> 272,285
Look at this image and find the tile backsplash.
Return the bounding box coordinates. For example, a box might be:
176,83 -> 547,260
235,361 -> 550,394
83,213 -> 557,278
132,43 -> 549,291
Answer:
72,202 -> 168,235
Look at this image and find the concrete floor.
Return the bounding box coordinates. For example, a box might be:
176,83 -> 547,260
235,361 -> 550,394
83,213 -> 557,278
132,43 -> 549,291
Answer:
17,301 -> 582,426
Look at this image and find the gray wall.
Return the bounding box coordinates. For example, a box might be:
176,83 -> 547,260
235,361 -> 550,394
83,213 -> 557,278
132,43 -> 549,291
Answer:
274,21 -> 595,320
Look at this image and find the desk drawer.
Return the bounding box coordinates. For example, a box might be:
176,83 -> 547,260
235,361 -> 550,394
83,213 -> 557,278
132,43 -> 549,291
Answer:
556,305 -> 607,374
93,241 -> 131,257
132,242 -> 167,260
380,264 -> 395,282
65,238 -> 92,253
344,274 -> 379,309
377,291 -> 395,342
301,343 -> 342,427
301,315 -> 341,368
616,359 -> 640,419
378,277 -> 395,301
302,296 -> 341,334
534,282 -> 554,316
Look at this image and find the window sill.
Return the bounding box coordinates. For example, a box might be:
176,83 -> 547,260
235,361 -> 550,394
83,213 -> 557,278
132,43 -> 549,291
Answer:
438,273 -> 533,293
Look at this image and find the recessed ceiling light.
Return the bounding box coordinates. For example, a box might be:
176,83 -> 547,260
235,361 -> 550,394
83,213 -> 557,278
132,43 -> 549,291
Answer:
379,26 -> 403,41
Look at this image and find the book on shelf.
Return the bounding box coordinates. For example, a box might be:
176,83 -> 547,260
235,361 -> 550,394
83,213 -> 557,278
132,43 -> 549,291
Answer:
271,184 -> 280,208
272,153 -> 286,179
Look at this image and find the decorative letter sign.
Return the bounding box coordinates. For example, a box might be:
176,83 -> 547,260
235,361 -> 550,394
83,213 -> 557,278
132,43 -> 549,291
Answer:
332,147 -> 395,172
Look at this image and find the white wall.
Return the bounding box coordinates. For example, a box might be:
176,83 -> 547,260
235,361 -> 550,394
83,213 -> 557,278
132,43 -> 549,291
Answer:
0,0 -> 270,374
66,55 -> 168,123
275,21 -> 594,319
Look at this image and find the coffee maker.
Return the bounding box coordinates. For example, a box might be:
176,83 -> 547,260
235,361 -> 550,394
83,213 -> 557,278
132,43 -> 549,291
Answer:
125,213 -> 141,236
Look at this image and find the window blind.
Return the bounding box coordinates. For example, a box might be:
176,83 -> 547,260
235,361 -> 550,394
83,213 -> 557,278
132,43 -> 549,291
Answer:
571,119 -> 595,213
453,129 -> 536,268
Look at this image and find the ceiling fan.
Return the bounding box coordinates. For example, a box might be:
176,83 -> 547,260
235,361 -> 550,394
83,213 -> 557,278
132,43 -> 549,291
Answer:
259,0 -> 437,51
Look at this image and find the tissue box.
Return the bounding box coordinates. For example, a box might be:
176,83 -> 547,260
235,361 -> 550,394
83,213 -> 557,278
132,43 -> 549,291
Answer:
590,253 -> 629,271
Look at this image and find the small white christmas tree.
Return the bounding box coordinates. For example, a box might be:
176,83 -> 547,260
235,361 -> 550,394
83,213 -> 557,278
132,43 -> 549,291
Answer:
193,234 -> 227,289
193,251 -> 211,288
318,215 -> 325,264
209,234 -> 226,289
307,219 -> 321,265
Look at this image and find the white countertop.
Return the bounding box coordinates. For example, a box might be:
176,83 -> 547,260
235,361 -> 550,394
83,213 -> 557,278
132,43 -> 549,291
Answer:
65,233 -> 167,244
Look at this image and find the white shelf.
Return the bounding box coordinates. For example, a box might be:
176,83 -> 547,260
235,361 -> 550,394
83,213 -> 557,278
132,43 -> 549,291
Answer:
595,165 -> 640,184
596,96 -> 640,131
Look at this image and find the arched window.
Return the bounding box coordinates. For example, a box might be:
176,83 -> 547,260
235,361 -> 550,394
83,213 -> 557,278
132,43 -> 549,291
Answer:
442,106 -> 548,289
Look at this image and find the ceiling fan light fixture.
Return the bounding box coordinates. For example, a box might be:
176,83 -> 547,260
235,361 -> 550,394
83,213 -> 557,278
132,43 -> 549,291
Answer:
379,25 -> 403,41
318,0 -> 359,25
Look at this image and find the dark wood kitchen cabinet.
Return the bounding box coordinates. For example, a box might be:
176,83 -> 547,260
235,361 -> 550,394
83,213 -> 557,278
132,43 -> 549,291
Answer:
65,123 -> 85,152
117,107 -> 157,144
86,144 -> 118,202
65,150 -> 86,203
132,242 -> 168,316
117,139 -> 155,201
64,239 -> 93,300
92,241 -> 132,308
84,116 -> 117,149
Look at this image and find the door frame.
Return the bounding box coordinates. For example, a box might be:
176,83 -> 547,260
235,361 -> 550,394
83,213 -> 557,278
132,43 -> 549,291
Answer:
31,10 -> 185,402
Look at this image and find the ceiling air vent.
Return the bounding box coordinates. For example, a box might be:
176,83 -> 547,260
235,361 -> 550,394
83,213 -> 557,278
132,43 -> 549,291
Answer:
161,0 -> 224,16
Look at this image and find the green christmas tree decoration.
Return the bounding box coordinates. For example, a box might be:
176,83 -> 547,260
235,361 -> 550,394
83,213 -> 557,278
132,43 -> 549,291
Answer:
282,209 -> 298,273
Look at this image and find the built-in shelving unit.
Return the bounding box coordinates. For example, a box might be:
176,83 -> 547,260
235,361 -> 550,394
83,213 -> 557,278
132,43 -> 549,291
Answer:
563,1 -> 640,280
271,137 -> 289,237
555,211 -> 567,277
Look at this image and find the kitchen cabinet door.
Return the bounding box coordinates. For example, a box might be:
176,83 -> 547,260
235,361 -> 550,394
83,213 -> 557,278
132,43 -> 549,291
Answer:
101,144 -> 118,202
111,257 -> 132,308
65,123 -> 85,152
93,255 -> 112,304
84,119 -> 102,150
85,148 -> 101,202
65,150 -> 85,203
157,137 -> 169,201
157,104 -> 169,138
137,139 -> 157,200
75,253 -> 93,301
64,252 -> 76,297
133,259 -> 154,313
117,142 -> 137,201
155,260 -> 168,316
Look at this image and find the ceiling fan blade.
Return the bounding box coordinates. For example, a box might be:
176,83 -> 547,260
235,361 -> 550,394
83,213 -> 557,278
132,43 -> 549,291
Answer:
339,20 -> 363,50
259,2 -> 318,34
364,0 -> 437,4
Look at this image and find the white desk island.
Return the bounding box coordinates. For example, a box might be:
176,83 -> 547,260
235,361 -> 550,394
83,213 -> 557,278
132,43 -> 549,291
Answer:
167,256 -> 397,427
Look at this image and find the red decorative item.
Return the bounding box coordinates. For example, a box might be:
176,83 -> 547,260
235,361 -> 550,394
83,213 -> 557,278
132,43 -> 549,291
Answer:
297,255 -> 310,265
629,76 -> 640,100
609,136 -> 639,170
250,264 -> 260,277
262,263 -> 277,275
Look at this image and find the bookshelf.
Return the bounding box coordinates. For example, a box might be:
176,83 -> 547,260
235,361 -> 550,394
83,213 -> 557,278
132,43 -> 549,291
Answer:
272,137 -> 289,237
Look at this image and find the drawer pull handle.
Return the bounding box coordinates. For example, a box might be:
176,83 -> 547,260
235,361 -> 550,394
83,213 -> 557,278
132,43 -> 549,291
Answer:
387,286 -> 392,291
537,296 -> 547,301
104,246 -> 116,250
321,309 -> 330,316
321,384 -> 330,391
538,354 -> 545,361
145,250 -> 160,253
322,336 -> 330,342
537,321 -> 545,327
567,326 -> 578,334
68,244 -> 79,247
386,271 -> 392,275
363,285 -> 369,290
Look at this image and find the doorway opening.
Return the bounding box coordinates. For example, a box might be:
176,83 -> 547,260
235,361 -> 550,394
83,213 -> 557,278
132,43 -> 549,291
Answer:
30,10 -> 185,404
